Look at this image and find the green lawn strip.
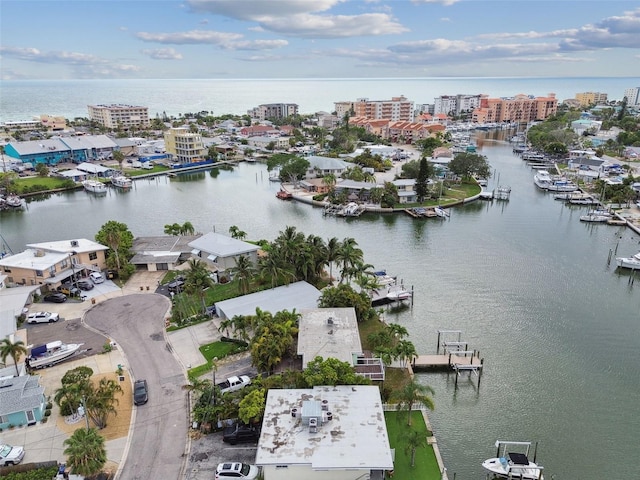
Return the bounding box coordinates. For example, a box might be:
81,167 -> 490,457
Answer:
187,340 -> 248,379
14,176 -> 77,193
385,410 -> 440,479
124,166 -> 170,176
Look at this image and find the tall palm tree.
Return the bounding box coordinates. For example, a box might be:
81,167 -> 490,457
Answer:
326,237 -> 341,282
0,338 -> 27,376
392,380 -> 435,426
63,427 -> 107,478
185,258 -> 213,313
231,254 -> 255,294
258,252 -> 295,288
180,221 -> 195,235
85,378 -> 122,429
404,429 -> 428,468
394,340 -> 417,368
336,237 -> 363,283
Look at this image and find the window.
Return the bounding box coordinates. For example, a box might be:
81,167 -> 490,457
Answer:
0,415 -> 8,424
89,252 -> 98,261
36,270 -> 43,277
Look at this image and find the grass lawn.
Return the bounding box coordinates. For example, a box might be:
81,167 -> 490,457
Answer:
14,176 -> 78,193
385,410 -> 441,480
124,165 -> 170,176
187,340 -> 249,379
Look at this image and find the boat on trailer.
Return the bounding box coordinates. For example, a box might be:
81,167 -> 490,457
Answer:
27,341 -> 83,369
482,441 -> 543,480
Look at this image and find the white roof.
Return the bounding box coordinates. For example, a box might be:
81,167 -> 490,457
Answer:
7,138 -> 70,156
256,385 -> 393,470
214,281 -> 320,320
188,232 -> 258,258
0,249 -> 68,270
77,162 -> 110,174
27,238 -> 108,255
306,155 -> 349,171
297,308 -> 362,368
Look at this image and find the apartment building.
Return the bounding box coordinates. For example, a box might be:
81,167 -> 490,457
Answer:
433,94 -> 483,117
624,87 -> 640,106
352,95 -> 414,121
575,92 -> 608,107
333,101 -> 355,119
163,127 -> 206,165
247,103 -> 299,121
87,104 -> 150,129
472,93 -> 558,124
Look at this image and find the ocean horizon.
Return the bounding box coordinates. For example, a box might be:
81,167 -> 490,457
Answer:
1,76 -> 636,123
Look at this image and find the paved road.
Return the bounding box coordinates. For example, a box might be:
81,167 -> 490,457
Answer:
85,294 -> 188,480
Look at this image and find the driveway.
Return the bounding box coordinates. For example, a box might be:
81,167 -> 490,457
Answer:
84,294 -> 188,480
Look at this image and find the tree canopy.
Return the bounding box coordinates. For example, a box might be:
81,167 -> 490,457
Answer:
95,220 -> 134,276
266,153 -> 309,184
447,152 -> 491,180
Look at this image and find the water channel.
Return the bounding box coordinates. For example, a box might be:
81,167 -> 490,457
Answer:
2,131 -> 639,479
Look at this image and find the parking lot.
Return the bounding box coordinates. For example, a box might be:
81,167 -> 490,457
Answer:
186,432 -> 258,480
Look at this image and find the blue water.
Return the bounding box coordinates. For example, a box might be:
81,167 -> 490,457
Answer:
1,76 -> 635,122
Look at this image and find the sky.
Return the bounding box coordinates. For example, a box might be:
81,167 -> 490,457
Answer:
1,0 -> 639,80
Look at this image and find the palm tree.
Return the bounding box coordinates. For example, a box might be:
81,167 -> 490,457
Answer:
112,150 -> 125,172
404,429 -> 428,468
85,378 -> 123,429
231,254 -> 255,295
336,237 -> 363,283
0,338 -> 27,376
258,252 -> 295,288
185,258 -> 213,313
63,427 -> 107,477
180,221 -> 195,235
394,340 -> 417,368
392,380 -> 435,426
326,237 -> 341,282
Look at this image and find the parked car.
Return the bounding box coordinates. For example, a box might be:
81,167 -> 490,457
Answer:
222,424 -> 260,445
43,292 -> 67,303
0,444 -> 25,466
167,278 -> 185,293
215,463 -> 259,480
27,311 -> 59,324
89,271 -> 105,284
77,280 -> 94,291
57,284 -> 80,296
133,379 -> 148,405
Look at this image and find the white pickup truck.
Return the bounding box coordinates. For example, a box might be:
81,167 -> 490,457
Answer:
216,375 -> 251,394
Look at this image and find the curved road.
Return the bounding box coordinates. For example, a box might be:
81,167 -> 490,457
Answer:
85,294 -> 188,480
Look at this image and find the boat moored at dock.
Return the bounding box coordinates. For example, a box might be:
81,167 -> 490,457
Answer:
615,251 -> 640,270
82,179 -> 107,194
482,441 -> 543,480
110,175 -> 132,189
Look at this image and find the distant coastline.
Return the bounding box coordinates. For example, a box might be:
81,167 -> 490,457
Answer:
0,76 -> 634,122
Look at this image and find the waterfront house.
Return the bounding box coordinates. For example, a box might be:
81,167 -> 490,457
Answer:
305,155 -> 350,178
393,178 -> 418,204
333,179 -> 378,201
214,281 -> 320,321
0,374 -> 47,429
188,232 -> 259,274
298,308 -> 384,381
129,235 -> 200,271
0,239 -> 108,289
256,385 -> 393,480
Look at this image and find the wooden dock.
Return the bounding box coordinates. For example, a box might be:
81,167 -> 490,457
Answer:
412,353 -> 482,371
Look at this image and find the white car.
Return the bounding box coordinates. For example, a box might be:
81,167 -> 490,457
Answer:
27,311 -> 59,324
0,444 -> 25,466
89,271 -> 105,284
215,463 -> 259,480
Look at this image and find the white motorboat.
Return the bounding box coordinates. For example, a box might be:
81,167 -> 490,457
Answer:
386,285 -> 412,301
495,186 -> 511,200
373,270 -> 397,286
579,210 -> 612,223
546,179 -> 578,193
434,206 -> 450,218
110,175 -> 132,189
27,341 -> 83,369
83,179 -> 107,194
482,441 -> 543,480
4,194 -> 24,208
533,170 -> 551,189
616,252 -> 640,270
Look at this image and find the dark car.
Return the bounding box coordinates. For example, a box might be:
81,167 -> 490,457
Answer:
133,379 -> 148,405
76,280 -> 94,291
43,292 -> 68,303
167,278 -> 185,293
222,424 -> 260,445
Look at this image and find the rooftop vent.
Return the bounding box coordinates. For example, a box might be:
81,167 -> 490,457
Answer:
70,240 -> 79,247
291,408 -> 298,418
327,317 -> 334,325
321,400 -> 329,411
309,417 -> 318,433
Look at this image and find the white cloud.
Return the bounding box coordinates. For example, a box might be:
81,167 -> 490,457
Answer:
141,48 -> 184,60
224,39 -> 289,51
136,30 -> 242,45
186,0 -> 344,19
186,0 -> 406,38
411,0 -> 460,6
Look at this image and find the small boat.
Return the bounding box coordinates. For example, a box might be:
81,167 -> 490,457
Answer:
27,341 -> 83,369
482,441 -> 543,480
83,179 -> 107,194
533,170 -> 552,189
4,194 -> 24,208
373,270 -> 397,286
546,179 -> 578,193
568,196 -> 597,205
434,206 -> 450,218
276,189 -> 292,200
111,175 -> 132,189
616,251 -> 640,270
553,192 -> 583,201
386,285 -> 412,301
495,186 -> 511,200
580,210 -> 612,223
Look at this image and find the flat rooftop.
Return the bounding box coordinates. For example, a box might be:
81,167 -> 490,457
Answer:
256,385 -> 393,470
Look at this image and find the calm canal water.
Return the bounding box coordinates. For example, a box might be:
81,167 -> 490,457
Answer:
2,132 -> 639,479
